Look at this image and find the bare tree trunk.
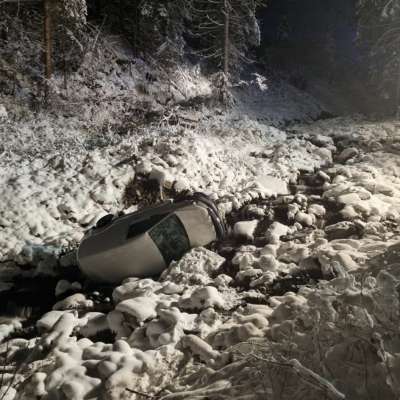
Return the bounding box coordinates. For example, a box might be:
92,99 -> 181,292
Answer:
396,56 -> 400,119
43,0 -> 53,101
134,0 -> 139,54
223,0 -> 230,76
62,34 -> 68,96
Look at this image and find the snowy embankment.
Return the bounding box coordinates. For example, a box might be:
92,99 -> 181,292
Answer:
1,109 -> 400,399
0,115 -> 330,265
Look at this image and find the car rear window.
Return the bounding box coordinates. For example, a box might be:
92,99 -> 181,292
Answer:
149,214 -> 190,265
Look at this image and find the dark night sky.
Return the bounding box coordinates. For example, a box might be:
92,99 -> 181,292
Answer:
258,0 -> 360,64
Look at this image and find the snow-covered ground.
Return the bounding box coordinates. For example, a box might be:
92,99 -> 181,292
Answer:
1,65 -> 400,399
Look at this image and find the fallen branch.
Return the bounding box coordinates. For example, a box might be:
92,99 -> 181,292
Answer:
246,352 -> 346,400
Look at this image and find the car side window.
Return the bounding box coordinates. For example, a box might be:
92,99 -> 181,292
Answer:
149,214 -> 190,265
126,213 -> 168,239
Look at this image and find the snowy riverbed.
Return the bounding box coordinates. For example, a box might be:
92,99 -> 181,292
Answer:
1,114 -> 400,400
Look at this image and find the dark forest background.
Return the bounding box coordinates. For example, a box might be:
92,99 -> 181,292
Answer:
1,0 -> 399,114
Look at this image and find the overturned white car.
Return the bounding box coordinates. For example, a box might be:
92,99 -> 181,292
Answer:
77,193 -> 226,283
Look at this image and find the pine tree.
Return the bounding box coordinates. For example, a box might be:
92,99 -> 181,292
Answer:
189,0 -> 262,77
100,0 -> 190,64
1,0 -> 87,85
53,0 -> 87,71
42,0 -> 87,96
135,0 -> 189,63
358,0 -> 400,113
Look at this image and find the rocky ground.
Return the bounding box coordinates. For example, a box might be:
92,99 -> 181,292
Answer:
1,102 -> 400,400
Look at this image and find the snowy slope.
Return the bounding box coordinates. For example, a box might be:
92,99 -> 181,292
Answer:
232,73 -> 326,125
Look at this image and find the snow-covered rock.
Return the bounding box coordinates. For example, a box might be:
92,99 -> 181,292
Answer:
180,286 -> 225,310
161,248 -> 225,286
0,104 -> 8,120
233,220 -> 259,240
116,296 -> 157,323
256,175 -> 289,196
53,293 -> 94,311
37,310 -> 70,332
337,147 -> 359,163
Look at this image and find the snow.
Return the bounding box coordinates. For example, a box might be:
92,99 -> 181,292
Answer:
233,220 -> 259,240
160,247 -> 225,286
232,75 -> 325,126
0,104 -> 7,120
2,60 -> 400,400
115,297 -> 158,323
267,221 -> 294,243
181,334 -> 221,366
0,387 -> 16,400
53,293 -> 94,311
37,310 -> 70,332
180,286 -> 225,310
256,175 -> 289,195
0,320 -> 22,343
79,312 -> 109,338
